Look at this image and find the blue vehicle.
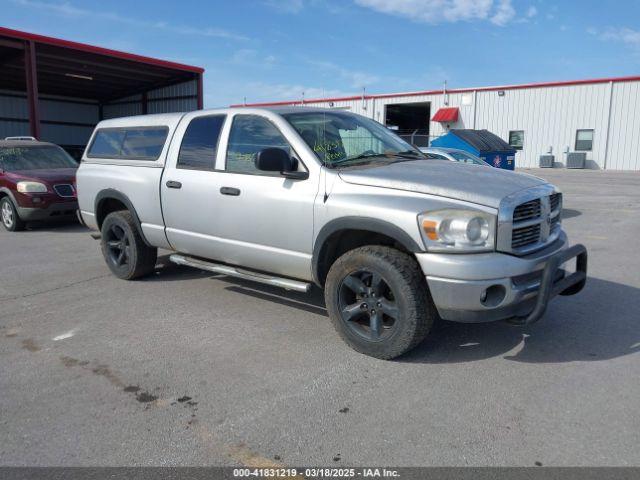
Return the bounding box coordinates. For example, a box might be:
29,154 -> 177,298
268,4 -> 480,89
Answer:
430,129 -> 516,170
419,147 -> 491,166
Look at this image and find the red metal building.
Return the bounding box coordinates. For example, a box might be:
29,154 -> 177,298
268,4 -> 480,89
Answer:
0,27 -> 204,158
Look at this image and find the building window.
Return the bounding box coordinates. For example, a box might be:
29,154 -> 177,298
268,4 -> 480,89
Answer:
575,129 -> 594,151
508,130 -> 524,150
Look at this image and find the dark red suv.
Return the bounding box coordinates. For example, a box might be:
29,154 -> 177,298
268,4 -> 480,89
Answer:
0,137 -> 78,231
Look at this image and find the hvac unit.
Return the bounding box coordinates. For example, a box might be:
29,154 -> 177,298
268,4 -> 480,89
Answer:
566,152 -> 586,169
539,155 -> 554,168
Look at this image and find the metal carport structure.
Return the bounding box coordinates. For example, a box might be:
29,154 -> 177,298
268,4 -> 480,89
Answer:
0,27 -> 204,159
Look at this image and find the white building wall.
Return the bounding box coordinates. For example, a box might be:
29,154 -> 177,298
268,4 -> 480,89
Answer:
606,81 -> 640,171
289,78 -> 640,170
475,83 -> 611,169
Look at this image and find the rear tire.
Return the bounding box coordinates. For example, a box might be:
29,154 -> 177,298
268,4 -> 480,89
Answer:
1,197 -> 26,232
100,210 -> 157,280
325,246 -> 437,360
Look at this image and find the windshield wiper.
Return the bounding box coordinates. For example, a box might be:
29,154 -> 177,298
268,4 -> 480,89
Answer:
328,150 -> 424,168
393,150 -> 425,159
329,152 -> 385,167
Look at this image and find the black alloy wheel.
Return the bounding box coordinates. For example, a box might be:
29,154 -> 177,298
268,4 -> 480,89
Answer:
338,270 -> 399,342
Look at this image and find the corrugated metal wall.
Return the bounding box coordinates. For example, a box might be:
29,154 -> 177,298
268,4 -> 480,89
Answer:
0,90 -> 30,138
0,90 -> 98,144
103,79 -> 198,119
103,95 -> 143,119
606,81 -> 640,170
148,79 -> 198,113
1,78 -> 199,149
474,84 -> 612,169
293,79 -> 640,171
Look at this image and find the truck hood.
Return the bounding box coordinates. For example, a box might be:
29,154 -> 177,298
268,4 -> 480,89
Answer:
338,160 -> 547,208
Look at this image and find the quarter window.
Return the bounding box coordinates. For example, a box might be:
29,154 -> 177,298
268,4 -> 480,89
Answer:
88,127 -> 168,160
575,129 -> 594,151
121,129 -> 168,158
177,115 -> 226,170
508,130 -> 524,150
89,130 -> 125,157
226,115 -> 291,175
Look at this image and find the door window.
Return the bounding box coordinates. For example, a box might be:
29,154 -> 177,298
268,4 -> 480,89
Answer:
226,115 -> 291,175
575,129 -> 594,151
177,115 -> 226,170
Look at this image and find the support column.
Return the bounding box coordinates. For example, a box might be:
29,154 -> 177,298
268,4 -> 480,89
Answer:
24,40 -> 40,139
197,73 -> 204,109
142,92 -> 148,115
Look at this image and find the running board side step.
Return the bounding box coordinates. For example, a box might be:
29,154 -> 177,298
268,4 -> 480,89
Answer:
169,254 -> 311,293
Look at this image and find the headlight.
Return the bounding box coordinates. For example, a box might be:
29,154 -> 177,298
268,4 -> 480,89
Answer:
17,181 -> 48,193
418,209 -> 496,252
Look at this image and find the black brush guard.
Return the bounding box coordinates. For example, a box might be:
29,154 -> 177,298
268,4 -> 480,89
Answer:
509,243 -> 588,326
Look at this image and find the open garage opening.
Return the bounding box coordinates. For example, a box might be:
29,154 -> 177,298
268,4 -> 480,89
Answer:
0,27 -> 204,161
384,102 -> 431,148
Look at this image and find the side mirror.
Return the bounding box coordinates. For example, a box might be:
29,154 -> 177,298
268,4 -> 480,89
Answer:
255,148 -> 308,180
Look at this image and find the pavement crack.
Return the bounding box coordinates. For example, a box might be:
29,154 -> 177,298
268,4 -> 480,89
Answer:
0,274 -> 111,303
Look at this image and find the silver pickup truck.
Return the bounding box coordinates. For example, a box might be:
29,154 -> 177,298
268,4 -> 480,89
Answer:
77,107 -> 587,359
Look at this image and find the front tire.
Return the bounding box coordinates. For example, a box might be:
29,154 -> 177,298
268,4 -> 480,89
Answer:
325,246 -> 437,360
100,211 -> 157,280
1,197 -> 25,232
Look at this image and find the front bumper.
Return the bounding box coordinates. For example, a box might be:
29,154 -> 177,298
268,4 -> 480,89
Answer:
416,232 -> 588,323
17,202 -> 79,221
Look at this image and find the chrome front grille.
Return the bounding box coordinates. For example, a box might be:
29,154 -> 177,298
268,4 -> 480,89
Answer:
550,192 -> 562,212
512,223 -> 541,249
513,199 -> 541,222
53,184 -> 75,198
498,187 -> 563,255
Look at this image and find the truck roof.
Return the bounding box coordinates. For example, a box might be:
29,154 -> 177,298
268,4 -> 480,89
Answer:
94,106 -> 353,129
0,139 -> 58,149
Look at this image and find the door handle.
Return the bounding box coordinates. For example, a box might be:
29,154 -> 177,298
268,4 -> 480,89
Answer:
220,187 -> 241,196
166,180 -> 182,189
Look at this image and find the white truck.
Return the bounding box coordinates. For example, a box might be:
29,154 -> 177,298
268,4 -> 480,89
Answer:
77,107 -> 587,359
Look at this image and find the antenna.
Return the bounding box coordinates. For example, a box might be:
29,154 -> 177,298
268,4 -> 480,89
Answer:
362,86 -> 367,110
443,80 -> 449,106
301,91 -> 305,105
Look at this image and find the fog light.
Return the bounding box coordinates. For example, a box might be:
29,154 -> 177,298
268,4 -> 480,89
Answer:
481,285 -> 507,307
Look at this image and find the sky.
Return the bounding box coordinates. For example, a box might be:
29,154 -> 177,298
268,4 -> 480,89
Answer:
2,0 -> 640,108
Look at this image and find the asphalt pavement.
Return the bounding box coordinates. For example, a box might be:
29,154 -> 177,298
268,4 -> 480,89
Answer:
1,168 -> 639,467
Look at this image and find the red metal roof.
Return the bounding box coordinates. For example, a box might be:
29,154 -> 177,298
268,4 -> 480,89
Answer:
432,107 -> 459,122
233,74 -> 640,107
0,26 -> 203,74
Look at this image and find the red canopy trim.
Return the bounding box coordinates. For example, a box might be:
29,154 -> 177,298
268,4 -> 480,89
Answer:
431,107 -> 459,122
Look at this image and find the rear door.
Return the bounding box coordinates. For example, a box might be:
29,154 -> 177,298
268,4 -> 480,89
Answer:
161,112 -> 228,256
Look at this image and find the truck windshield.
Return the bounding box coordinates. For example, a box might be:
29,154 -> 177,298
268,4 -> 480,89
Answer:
282,111 -> 425,167
0,146 -> 77,171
